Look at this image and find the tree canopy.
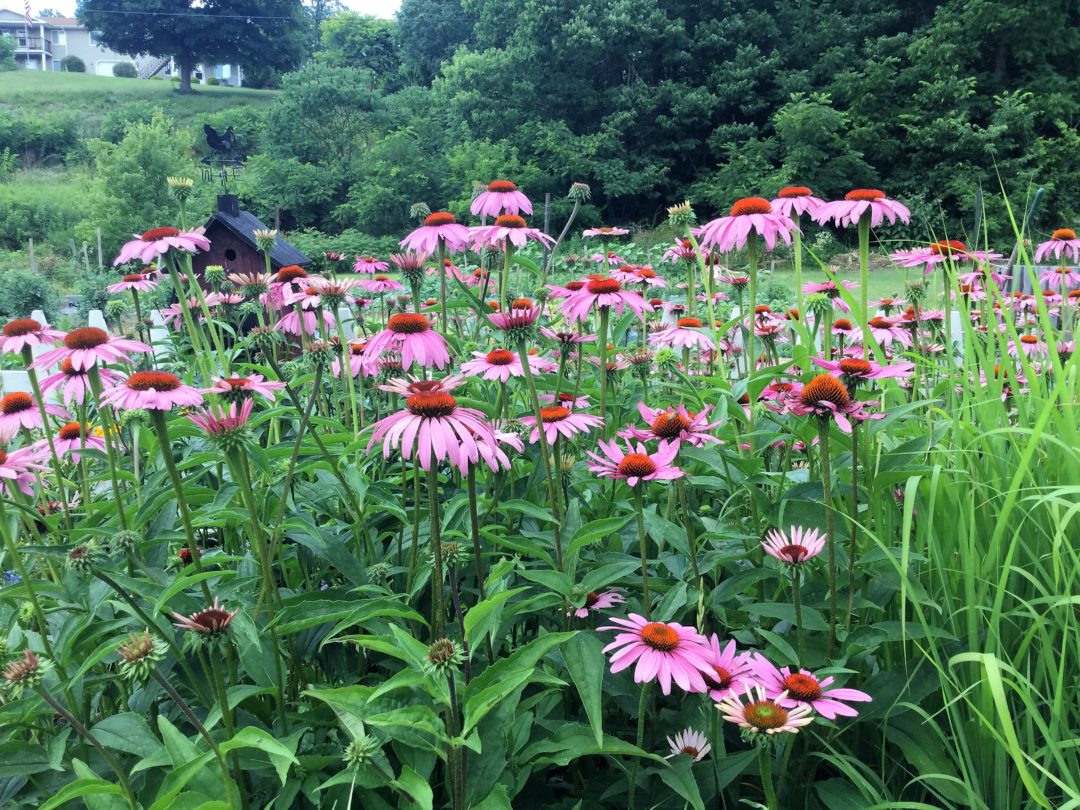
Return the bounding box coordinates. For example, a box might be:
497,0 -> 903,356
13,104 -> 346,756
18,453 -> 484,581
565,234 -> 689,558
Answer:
77,0 -> 311,92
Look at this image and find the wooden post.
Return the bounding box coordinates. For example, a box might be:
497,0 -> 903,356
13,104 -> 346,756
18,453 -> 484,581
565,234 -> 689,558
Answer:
82,242 -> 91,273
274,207 -> 281,231
96,228 -> 103,271
69,239 -> 78,261
28,238 -> 37,273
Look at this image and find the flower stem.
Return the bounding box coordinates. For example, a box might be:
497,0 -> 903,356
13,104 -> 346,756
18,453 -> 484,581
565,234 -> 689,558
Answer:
857,215 -> 871,360
151,669 -> 237,808
846,424 -> 860,632
516,341 -> 563,566
147,408 -> 213,602
818,420 -> 837,656
758,746 -> 778,810
792,567 -> 805,663
427,462 -> 446,639
598,306 -> 610,432
20,349 -> 72,530
0,499 -> 58,664
628,681 -> 651,810
36,685 -> 137,809
632,488 -> 651,619
86,366 -> 128,531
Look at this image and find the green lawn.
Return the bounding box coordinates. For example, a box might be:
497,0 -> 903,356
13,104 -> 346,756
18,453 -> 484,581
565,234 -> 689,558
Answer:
0,70 -> 276,127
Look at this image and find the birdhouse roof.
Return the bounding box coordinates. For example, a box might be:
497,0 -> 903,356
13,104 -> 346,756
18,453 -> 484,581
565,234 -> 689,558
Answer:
203,196 -> 310,269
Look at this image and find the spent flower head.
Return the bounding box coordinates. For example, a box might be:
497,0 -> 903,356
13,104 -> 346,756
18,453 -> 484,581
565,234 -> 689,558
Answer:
166,176 -> 194,201
343,734 -> 381,768
424,638 -> 464,675
2,649 -> 51,697
567,182 -> 592,203
116,630 -> 168,682
67,543 -> 103,575
253,229 -> 278,252
667,200 -> 696,227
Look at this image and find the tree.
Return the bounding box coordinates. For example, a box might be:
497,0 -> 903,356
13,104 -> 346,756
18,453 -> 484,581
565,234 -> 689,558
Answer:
320,12 -> 400,89
396,0 -> 473,84
76,0 -> 311,94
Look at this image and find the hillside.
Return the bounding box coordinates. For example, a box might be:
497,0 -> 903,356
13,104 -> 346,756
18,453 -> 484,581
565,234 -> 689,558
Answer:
0,70 -> 276,131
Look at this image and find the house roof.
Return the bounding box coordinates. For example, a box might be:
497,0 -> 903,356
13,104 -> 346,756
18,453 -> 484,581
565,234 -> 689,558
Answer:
45,16 -> 79,26
204,196 -> 310,268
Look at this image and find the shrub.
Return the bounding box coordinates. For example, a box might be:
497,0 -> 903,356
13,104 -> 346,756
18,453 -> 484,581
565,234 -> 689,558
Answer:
60,55 -> 85,73
0,268 -> 58,321
99,102 -> 159,143
206,76 -> 220,86
112,62 -> 137,78
0,111 -> 81,166
0,34 -> 16,71
0,183 -> 81,250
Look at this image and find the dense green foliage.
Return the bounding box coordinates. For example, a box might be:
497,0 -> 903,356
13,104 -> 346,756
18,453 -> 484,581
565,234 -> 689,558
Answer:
59,54 -> 85,72
0,35 -> 15,71
0,268 -> 58,321
112,62 -> 138,79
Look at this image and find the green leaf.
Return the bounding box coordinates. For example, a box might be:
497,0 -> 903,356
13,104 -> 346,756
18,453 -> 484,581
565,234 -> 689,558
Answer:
579,560 -> 641,594
567,515 -> 632,559
231,609 -> 277,687
520,723 -> 668,767
745,601 -> 828,631
518,568 -> 573,595
499,498 -> 559,523
37,777 -> 123,810
562,632 -> 606,746
70,759 -> 129,810
660,757 -> 705,810
472,784 -> 513,810
0,741 -> 57,777
221,727 -> 299,784
90,712 -> 163,759
287,523 -> 368,585
462,668 -> 532,737
392,764 -> 434,810
463,587 -> 528,652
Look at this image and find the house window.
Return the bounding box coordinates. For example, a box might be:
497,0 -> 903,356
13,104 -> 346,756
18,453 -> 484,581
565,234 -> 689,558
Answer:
51,30 -> 60,43
90,30 -> 104,46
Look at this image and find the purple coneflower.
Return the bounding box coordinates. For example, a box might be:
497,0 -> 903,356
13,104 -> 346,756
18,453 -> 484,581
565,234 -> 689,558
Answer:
363,314 -> 450,371
561,278 -> 652,324
353,256 -> 388,274
114,226 -> 210,266
771,186 -> 825,217
783,374 -> 877,433
753,655 -> 872,720
762,525 -> 826,565
1008,334 -> 1048,358
1034,228 -> 1080,263
813,189 -> 910,229
469,214 -> 554,250
701,635 -> 755,701
39,360 -> 122,406
698,196 -> 798,253
583,226 -> 629,238
0,392 -> 68,441
401,212 -> 470,254
171,597 -> 239,636
665,728 -> 711,762
461,348 -> 540,383
0,444 -> 49,496
587,439 -> 683,487
520,405 -> 603,445
204,374 -> 285,403
716,684 -> 815,735
31,327 -> 151,372
100,371 -> 204,411
598,614 -> 712,695
471,180 -> 532,217
0,318 -> 64,355
54,421 -> 106,462
569,589 -> 625,618
106,273 -> 159,294
648,317 -> 715,351
621,402 -> 721,447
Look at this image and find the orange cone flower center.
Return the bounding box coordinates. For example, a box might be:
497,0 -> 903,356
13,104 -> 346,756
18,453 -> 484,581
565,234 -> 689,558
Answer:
730,197 -> 772,216
58,422 -> 86,440
617,453 -> 657,478
844,189 -> 886,201
3,318 -> 42,337
276,266 -> 307,282
800,375 -> 850,408
782,672 -> 824,701
495,214 -> 526,228
839,358 -> 872,376
640,622 -> 679,651
140,226 -> 180,241
930,240 -> 966,255
387,314 -> 430,334
486,349 -> 515,366
778,186 -> 812,198
868,317 -> 892,329
64,327 -> 109,350
424,212 -> 457,226
1020,335 -> 1038,344
0,392 -> 33,414
488,180 -> 518,192
652,411 -> 690,439
540,406 -> 570,422
1052,228 -> 1076,241
406,391 -> 457,418
677,317 -> 703,328
587,278 -> 622,294
127,371 -> 181,391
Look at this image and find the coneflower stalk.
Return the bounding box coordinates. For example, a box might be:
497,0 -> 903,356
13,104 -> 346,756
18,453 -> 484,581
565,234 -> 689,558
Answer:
85,366 -> 129,531
817,421 -> 838,654
19,346 -> 72,528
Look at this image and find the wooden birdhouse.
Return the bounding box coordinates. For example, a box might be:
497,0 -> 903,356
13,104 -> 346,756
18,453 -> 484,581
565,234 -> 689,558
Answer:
193,195 -> 310,278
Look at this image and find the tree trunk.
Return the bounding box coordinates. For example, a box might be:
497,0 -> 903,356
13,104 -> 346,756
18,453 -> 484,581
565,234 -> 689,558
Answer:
178,51 -> 194,94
